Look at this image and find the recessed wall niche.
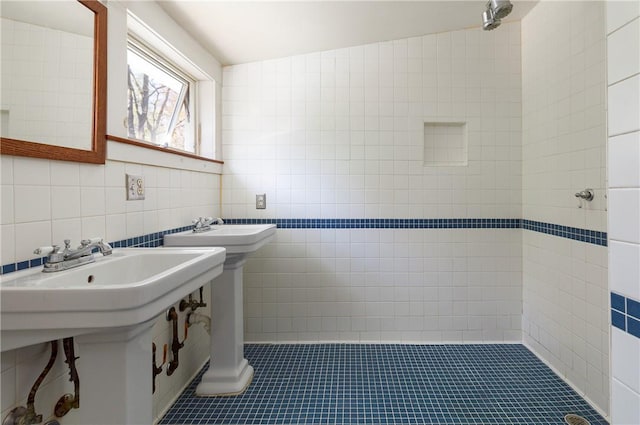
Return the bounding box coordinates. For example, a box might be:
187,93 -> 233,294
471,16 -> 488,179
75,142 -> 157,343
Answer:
424,122 -> 467,166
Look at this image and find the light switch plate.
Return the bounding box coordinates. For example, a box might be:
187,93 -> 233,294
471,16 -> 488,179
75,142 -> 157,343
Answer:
126,174 -> 145,200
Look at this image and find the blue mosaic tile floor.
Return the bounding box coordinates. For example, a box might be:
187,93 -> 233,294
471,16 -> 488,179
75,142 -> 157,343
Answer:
160,344 -> 608,425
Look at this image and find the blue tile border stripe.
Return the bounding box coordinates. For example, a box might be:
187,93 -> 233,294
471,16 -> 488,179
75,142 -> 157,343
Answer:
522,219 -> 607,246
611,292 -> 640,340
224,217 -> 521,229
225,218 -> 606,245
223,218 -> 607,246
0,225 -> 191,276
0,218 -> 607,275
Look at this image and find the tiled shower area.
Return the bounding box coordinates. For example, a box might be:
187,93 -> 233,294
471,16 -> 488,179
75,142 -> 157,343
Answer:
211,0 -> 611,421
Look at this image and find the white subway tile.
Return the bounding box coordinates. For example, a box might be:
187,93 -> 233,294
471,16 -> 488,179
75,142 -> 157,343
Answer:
105,187 -> 126,215
1,225 -> 15,265
612,378 -> 640,425
50,161 -> 80,186
14,220 -> 51,261
13,186 -> 50,223
612,327 -> 640,393
607,3 -> 640,34
12,157 -> 50,186
51,218 -> 82,246
608,17 -> 640,84
51,186 -> 80,219
609,131 -> 640,188
81,215 -> 106,240
80,187 -> 105,217
79,164 -> 105,187
126,212 -> 144,237
609,189 -> 640,243
1,185 -> 14,225
609,241 -> 640,300
608,75 -> 640,136
1,156 -> 13,185
104,161 -> 125,187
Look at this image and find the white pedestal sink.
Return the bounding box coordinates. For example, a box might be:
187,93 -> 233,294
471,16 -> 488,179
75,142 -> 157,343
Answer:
164,224 -> 276,396
0,247 -> 226,425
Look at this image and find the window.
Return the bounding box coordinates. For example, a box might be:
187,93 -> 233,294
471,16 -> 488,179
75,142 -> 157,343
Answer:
126,39 -> 197,154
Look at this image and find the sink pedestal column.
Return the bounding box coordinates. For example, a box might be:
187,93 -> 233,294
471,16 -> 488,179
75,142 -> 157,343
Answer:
197,254 -> 253,396
68,320 -> 154,425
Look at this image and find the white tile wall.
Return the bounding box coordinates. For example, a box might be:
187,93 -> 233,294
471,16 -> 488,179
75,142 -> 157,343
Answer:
244,228 -> 522,343
612,378 -> 640,425
609,132 -> 640,188
0,156 -> 221,422
608,189 -> 640,243
607,4 -> 640,423
607,17 -> 640,85
222,24 -> 522,221
608,74 -> 640,136
522,231 -> 609,411
607,1 -> 640,33
222,24 -> 523,344
521,1 -> 609,415
0,19 -> 93,149
609,241 -> 640,300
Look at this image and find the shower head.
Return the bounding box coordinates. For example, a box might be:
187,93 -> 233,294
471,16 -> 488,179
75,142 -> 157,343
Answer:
482,8 -> 501,31
488,0 -> 513,19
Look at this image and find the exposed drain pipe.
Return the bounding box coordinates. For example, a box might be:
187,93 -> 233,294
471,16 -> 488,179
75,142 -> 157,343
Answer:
3,341 -> 58,425
187,312 -> 211,334
166,307 -> 187,376
54,337 -> 80,417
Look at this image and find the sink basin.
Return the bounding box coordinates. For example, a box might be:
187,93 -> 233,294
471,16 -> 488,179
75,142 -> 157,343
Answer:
1,247 -> 226,351
164,224 -> 276,254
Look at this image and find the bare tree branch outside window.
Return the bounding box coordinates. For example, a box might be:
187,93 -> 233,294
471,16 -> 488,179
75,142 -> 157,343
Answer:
126,45 -> 194,153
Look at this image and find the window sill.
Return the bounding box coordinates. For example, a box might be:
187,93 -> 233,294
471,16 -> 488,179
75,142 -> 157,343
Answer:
107,135 -> 223,174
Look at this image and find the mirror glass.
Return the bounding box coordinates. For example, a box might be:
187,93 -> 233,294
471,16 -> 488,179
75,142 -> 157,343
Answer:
0,0 -> 106,163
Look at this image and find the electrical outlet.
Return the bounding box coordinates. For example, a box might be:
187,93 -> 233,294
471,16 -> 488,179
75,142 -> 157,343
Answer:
256,193 -> 266,209
126,174 -> 145,200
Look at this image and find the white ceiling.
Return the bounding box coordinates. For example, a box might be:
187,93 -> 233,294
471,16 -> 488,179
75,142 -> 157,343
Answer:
157,1 -> 538,66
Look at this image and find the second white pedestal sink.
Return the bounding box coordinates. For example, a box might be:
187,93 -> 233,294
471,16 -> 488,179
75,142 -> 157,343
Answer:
164,224 -> 276,396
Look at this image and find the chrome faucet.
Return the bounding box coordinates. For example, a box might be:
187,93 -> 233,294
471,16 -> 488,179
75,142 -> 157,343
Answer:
575,188 -> 594,208
34,238 -> 112,273
192,217 -> 223,233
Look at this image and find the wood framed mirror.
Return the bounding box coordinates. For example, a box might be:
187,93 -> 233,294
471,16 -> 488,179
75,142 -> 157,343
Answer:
0,0 -> 107,164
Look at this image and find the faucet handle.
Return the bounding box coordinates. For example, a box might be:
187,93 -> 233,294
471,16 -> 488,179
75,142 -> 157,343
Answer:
80,237 -> 104,246
34,245 -> 58,256
64,239 -> 72,250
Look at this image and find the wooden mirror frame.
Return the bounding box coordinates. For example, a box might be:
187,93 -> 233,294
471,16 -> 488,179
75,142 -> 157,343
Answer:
0,0 -> 107,164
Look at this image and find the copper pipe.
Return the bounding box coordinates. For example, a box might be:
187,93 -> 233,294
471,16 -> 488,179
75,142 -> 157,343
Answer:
166,307 -> 187,376
152,343 -> 167,393
179,286 -> 207,312
25,340 -> 58,424
54,338 -> 80,417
